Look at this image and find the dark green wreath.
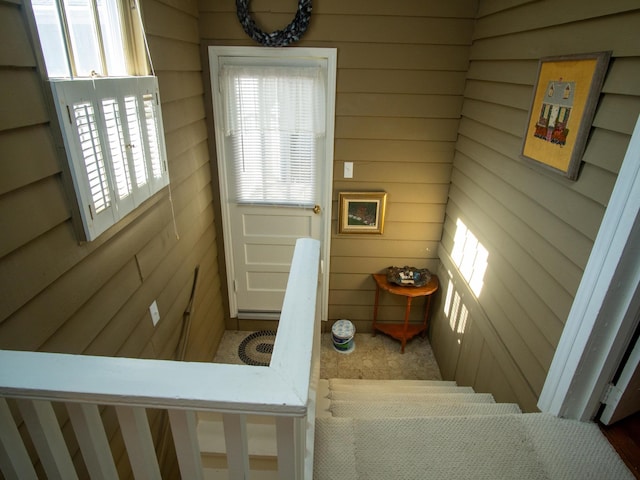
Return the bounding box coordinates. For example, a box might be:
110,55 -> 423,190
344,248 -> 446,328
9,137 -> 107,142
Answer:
236,0 -> 312,47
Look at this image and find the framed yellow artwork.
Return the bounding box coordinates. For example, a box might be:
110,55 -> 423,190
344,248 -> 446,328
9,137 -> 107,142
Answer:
521,52 -> 611,180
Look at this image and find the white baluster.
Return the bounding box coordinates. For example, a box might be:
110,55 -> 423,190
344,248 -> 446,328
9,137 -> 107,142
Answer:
115,406 -> 161,479
276,416 -> 304,479
66,402 -> 118,479
223,413 -> 250,479
0,398 -> 38,480
17,399 -> 79,480
168,409 -> 203,480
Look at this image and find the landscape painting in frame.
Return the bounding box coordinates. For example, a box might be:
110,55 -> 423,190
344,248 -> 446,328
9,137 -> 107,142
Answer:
521,52 -> 610,180
338,192 -> 387,234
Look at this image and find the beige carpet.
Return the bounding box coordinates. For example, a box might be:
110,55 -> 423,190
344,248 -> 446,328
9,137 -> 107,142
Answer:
328,390 -> 497,404
315,415 -> 548,480
521,414 -> 634,480
314,413 -> 634,480
315,379 -> 634,480
330,400 -> 521,418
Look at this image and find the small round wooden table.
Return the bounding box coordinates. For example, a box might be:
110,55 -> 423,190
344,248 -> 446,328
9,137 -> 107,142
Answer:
371,273 -> 439,353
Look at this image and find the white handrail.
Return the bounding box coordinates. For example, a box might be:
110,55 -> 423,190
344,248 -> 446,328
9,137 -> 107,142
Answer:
0,237 -> 321,479
0,354 -> 304,413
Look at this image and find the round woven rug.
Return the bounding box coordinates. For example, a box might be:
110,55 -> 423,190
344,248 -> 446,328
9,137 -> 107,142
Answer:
238,330 -> 277,366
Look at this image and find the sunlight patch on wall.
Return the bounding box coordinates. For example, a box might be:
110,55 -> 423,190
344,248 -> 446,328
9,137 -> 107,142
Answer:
443,278 -> 469,338
451,218 -> 488,297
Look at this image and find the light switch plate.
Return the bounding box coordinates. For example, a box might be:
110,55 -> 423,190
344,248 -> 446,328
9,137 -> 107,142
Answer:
149,300 -> 160,326
344,161 -> 353,178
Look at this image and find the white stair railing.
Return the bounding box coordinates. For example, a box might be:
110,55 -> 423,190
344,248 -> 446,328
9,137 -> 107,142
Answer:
0,238 -> 321,480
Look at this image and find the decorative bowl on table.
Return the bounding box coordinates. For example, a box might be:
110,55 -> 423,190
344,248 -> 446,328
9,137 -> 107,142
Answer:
386,266 -> 432,287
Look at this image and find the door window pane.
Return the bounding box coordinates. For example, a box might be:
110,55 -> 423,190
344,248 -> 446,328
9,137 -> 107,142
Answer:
222,66 -> 325,206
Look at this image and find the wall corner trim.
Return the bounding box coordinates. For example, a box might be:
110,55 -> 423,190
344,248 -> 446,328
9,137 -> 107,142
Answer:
538,114 -> 640,421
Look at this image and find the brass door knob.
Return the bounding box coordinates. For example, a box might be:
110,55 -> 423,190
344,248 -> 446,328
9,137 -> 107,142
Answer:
313,204 -> 321,214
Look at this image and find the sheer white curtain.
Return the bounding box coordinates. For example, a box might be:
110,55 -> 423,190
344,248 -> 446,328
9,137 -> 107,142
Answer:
220,65 -> 326,205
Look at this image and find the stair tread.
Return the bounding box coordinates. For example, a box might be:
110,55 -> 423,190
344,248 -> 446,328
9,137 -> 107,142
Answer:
316,379 -> 332,418
204,466 -> 278,480
520,413 -> 635,480
328,378 -> 455,388
329,390 -> 496,404
329,384 -> 474,394
330,400 -> 522,418
314,413 -> 634,480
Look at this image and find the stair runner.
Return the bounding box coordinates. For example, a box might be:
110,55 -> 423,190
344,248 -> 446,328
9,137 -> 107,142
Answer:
314,379 -> 634,480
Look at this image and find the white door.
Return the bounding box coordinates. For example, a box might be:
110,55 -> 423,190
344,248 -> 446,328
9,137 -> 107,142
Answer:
229,205 -> 321,314
209,46 -> 336,319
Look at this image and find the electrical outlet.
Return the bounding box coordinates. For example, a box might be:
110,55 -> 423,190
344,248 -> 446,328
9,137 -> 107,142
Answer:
149,300 -> 160,326
344,162 -> 353,178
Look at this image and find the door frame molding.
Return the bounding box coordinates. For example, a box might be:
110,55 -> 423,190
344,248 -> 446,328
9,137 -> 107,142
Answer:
208,46 -> 337,321
538,114 -> 640,420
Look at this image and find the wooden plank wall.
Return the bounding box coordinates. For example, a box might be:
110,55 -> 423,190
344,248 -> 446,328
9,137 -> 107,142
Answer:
198,0 -> 477,333
0,0 -> 224,360
0,0 -> 224,475
431,0 -> 640,411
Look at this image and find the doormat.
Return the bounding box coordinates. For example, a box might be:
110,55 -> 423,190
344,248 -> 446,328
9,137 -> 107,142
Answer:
238,330 -> 277,366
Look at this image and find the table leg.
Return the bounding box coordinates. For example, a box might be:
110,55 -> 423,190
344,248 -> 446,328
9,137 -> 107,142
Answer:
401,297 -> 413,354
422,295 -> 433,337
372,284 -> 381,336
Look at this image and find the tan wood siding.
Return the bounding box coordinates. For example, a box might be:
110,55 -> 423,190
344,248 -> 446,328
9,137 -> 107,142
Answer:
431,0 -> 640,410
0,2 -> 35,66
477,0 -> 536,18
0,0 -> 223,357
201,0 -> 478,18
0,125 -> 61,195
199,0 -> 476,331
472,11 -> 640,60
0,69 -> 48,130
0,176 -> 70,259
0,1 -> 224,474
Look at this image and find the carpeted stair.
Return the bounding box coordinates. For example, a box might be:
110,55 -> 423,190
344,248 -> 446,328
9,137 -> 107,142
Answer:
314,378 -> 634,480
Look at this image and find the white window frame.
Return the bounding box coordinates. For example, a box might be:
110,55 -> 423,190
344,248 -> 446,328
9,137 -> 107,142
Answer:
28,0 -> 169,241
30,0 -> 148,78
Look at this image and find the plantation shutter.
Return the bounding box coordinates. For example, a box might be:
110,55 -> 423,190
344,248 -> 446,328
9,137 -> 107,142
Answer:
220,65 -> 325,206
51,76 -> 169,240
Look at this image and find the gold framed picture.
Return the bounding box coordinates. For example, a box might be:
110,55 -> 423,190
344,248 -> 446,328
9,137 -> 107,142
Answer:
338,192 -> 387,234
521,51 -> 611,180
